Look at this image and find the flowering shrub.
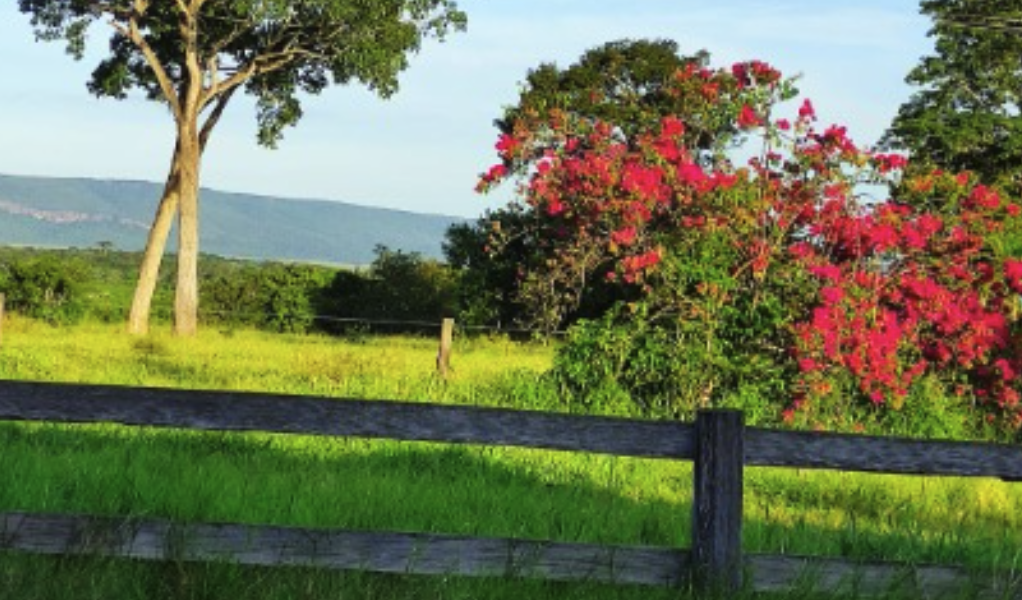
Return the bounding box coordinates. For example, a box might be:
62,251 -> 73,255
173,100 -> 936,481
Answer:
478,56 -> 1022,437
792,173 -> 1022,432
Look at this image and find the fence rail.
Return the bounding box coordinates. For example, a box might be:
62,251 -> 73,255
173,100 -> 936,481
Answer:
0,380 -> 1020,597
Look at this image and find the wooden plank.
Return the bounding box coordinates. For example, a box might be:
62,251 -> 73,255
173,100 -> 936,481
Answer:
747,554 -> 1020,599
746,427 -> 1022,481
0,512 -> 688,587
0,380 -> 695,460
691,410 -> 744,594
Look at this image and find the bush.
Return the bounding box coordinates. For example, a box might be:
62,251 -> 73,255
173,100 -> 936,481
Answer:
201,263 -> 331,334
324,246 -> 459,332
0,256 -> 88,325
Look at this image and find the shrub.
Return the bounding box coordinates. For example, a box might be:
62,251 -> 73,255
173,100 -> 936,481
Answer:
0,255 -> 87,325
201,263 -> 331,334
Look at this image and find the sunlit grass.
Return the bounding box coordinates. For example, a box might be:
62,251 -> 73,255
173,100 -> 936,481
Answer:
0,316 -> 557,409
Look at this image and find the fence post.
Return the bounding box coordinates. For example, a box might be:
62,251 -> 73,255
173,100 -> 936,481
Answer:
0,293 -> 5,348
437,318 -> 454,378
692,409 -> 745,595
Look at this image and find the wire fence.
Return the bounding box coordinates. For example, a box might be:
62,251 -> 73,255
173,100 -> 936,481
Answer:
194,307 -> 570,338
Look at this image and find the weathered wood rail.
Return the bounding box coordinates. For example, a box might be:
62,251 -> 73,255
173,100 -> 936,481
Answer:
0,380 -> 1020,597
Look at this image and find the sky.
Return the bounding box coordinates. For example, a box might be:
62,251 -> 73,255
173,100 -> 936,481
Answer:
0,1 -> 933,219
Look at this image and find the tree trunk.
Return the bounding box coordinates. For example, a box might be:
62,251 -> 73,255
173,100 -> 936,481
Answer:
126,146 -> 183,336
173,125 -> 202,337
125,124 -> 203,337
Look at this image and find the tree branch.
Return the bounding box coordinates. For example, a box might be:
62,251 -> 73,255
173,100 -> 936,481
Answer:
108,1 -> 182,121
175,1 -> 204,115
203,48 -> 309,108
199,86 -> 236,151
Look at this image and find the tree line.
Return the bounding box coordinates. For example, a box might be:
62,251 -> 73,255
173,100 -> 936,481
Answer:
0,246 -> 463,335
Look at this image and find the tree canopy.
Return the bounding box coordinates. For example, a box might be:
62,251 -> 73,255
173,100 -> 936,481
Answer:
22,0 -> 467,147
498,39 -> 710,142
883,0 -> 1022,189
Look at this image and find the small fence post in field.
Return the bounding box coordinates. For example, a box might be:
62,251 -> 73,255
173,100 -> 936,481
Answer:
692,409 -> 745,595
0,293 -> 5,348
437,318 -> 454,378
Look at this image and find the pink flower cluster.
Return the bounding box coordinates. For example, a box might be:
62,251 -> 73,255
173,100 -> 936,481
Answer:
794,170 -> 1022,427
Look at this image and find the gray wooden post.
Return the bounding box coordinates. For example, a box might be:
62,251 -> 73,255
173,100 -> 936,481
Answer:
692,410 -> 745,595
437,318 -> 454,378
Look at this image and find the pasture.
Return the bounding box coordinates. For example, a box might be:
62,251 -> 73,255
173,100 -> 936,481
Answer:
1,317 -> 1020,599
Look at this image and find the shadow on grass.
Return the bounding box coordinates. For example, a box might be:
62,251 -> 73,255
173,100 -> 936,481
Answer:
0,422 -> 1018,599
0,421 -> 689,547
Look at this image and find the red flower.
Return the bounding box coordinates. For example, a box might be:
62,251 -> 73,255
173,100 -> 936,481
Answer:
611,227 -> 638,246
660,116 -> 685,137
820,286 -> 844,305
1004,259 -> 1022,293
677,162 -> 707,185
994,358 -> 1017,382
874,153 -> 907,174
495,134 -> 519,156
546,197 -> 565,216
737,104 -> 760,128
798,99 -> 816,120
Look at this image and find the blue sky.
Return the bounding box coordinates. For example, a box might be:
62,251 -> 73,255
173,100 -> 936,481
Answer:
0,1 -> 931,218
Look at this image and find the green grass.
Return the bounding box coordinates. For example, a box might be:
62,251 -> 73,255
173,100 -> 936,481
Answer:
0,316 -> 560,411
1,317 -> 1020,599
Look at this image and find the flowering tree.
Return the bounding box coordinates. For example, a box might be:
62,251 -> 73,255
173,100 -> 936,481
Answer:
479,56 -> 1022,436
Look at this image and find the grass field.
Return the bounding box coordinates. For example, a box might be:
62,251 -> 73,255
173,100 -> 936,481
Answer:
1,317 -> 1021,599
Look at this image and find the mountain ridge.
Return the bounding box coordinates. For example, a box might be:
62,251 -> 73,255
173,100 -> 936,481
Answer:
0,173 -> 465,264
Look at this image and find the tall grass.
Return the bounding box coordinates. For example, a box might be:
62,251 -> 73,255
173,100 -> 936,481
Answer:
1,317 -> 1020,599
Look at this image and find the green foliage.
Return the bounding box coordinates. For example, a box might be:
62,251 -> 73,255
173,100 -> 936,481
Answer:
0,246 -> 477,335
201,263 -> 333,334
882,0 -> 1022,189
327,245 -> 459,328
553,255 -> 809,422
0,255 -> 87,325
443,206 -> 554,328
499,39 -> 712,141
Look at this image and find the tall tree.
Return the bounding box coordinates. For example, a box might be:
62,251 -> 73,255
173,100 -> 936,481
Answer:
19,0 -> 466,335
883,0 -> 1022,190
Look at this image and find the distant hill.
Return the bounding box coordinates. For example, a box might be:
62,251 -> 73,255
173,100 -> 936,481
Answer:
0,173 -> 465,264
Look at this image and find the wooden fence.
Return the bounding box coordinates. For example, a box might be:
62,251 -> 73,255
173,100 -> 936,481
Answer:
0,380 -> 1020,597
